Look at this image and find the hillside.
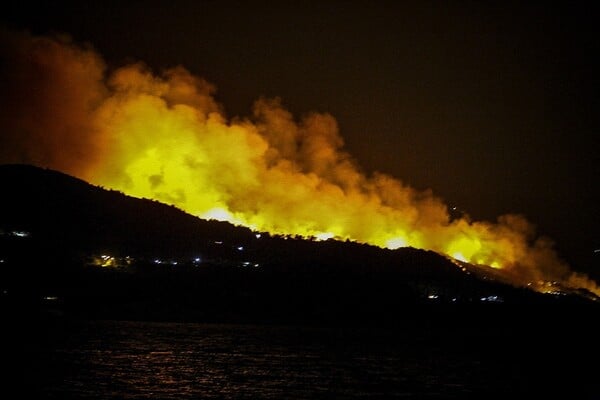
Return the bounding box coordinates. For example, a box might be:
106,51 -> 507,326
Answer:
0,164 -> 592,323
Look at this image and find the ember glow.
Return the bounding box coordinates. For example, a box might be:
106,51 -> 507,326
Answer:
1,30 -> 598,295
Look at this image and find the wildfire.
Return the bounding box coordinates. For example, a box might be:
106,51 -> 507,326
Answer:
1,29 -> 598,296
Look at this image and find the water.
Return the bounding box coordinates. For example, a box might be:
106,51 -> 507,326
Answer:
30,317 -> 599,398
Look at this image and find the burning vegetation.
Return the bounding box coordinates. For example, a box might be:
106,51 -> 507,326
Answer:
0,29 -> 598,296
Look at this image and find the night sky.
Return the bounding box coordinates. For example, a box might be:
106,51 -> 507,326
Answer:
2,1 -> 598,275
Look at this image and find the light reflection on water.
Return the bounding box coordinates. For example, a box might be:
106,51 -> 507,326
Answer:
37,318 -> 595,398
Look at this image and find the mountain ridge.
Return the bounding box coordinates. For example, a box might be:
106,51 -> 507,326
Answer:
0,164 -> 594,324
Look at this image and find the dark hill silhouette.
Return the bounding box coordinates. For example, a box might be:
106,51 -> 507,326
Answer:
0,163 -> 256,256
0,164 -> 593,324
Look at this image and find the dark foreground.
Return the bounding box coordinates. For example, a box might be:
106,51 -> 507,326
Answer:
4,304 -> 599,399
1,165 -> 599,397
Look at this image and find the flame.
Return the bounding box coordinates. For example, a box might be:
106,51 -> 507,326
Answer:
386,237 -> 408,250
1,30 -> 598,296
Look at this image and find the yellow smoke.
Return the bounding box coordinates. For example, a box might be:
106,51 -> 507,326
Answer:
1,29 -> 598,295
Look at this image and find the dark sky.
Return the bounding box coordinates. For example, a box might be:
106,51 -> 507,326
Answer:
3,1 -> 599,274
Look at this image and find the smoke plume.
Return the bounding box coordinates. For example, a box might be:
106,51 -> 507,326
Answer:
1,29 -> 597,295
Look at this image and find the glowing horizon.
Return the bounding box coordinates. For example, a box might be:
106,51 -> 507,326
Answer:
0,29 -> 598,296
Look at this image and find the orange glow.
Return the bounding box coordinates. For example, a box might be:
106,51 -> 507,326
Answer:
1,30 -> 599,296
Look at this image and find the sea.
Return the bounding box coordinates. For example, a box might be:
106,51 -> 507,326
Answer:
19,311 -> 600,399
